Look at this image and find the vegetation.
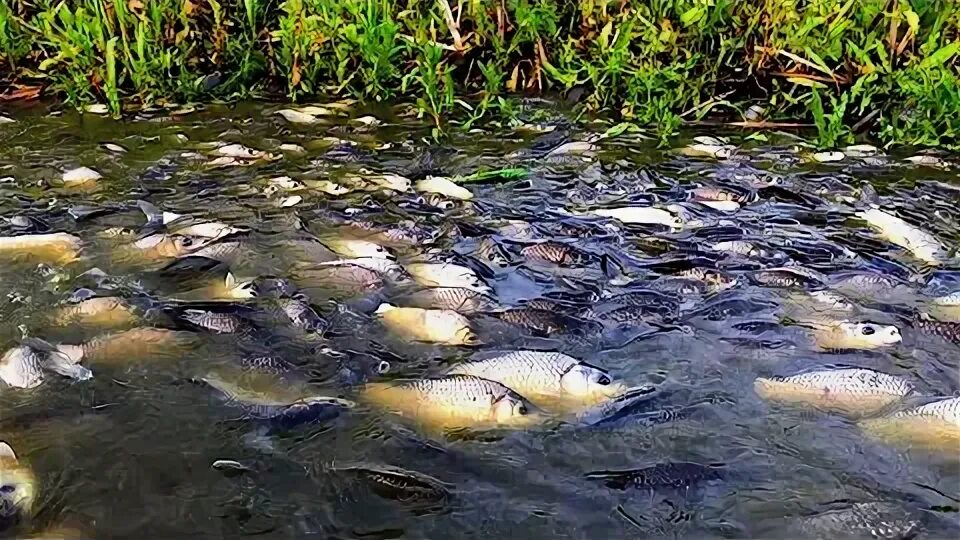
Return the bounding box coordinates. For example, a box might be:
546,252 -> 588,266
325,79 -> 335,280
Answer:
1,1 -> 958,147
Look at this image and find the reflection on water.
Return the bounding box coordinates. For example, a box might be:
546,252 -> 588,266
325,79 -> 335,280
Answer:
0,102 -> 958,538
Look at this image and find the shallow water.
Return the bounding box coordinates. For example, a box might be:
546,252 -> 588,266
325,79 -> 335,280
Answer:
0,102 -> 958,539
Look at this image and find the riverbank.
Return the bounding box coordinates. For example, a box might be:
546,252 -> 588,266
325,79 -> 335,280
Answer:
2,1 -> 957,147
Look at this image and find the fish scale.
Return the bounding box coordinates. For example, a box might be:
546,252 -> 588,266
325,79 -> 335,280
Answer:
448,352 -> 577,394
892,396 -> 960,424
401,375 -> 517,409
911,318 -> 960,343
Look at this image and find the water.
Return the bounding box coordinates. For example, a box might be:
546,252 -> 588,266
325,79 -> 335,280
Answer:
0,102 -> 958,538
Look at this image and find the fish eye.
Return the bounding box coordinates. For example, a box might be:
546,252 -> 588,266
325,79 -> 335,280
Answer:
0,485 -> 14,494
377,360 -> 390,374
861,325 -> 876,335
180,236 -> 193,247
440,201 -> 455,210
597,374 -> 611,386
517,403 -> 528,415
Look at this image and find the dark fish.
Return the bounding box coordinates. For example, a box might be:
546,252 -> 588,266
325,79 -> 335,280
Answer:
793,502 -> 922,540
648,277 -> 710,295
586,462 -> 723,491
731,320 -> 783,334
911,318 -> 960,344
493,307 -> 595,336
180,309 -> 252,334
336,463 -> 451,506
476,236 -> 511,268
521,242 -> 591,265
596,305 -> 668,324
603,290 -> 681,318
749,266 -> 825,288
686,296 -> 778,321
270,296 -> 328,334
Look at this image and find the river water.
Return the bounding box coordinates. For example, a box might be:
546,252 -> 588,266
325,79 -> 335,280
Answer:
0,102 -> 957,539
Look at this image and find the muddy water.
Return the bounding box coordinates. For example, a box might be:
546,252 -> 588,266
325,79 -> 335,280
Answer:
0,102 -> 958,539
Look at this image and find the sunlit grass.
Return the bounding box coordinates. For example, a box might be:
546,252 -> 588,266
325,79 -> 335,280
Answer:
0,0 -> 956,147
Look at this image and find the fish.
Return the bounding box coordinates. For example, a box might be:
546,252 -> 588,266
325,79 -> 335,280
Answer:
520,242 -> 589,265
857,208 -> 946,264
393,287 -> 497,314
138,201 -> 248,240
754,368 -> 914,416
213,143 -> 268,160
0,233 -> 83,265
375,304 -> 479,345
0,341 -> 92,389
911,317 -> 960,343
928,292 -> 960,321
61,166 -> 102,187
267,296 -> 328,334
750,266 -> 826,288
475,237 -> 511,269
415,176 -> 473,200
447,351 -> 626,409
809,321 -> 902,350
49,296 -> 139,329
492,307 -> 575,336
317,258 -> 411,283
0,442 -> 36,531
179,308 -> 255,335
362,375 -> 539,430
860,396 -> 960,453
292,263 -> 384,295
173,272 -> 258,302
710,240 -> 765,257
791,502 -> 923,540
335,463 -> 451,506
588,207 -> 683,229
586,462 -> 723,491
404,263 -> 489,292
114,233 -> 212,265
54,327 -> 198,365
320,238 -> 393,259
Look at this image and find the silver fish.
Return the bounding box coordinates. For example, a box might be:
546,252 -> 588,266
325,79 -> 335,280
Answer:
754,368 -> 914,416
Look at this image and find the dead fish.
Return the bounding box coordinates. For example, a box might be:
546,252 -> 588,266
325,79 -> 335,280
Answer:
415,176 -> 473,200
54,327 -> 197,365
376,304 -> 479,345
809,321 -> 902,351
0,442 -> 37,531
114,233 -> 211,264
603,290 -> 681,319
911,317 -> 960,344
710,240 -> 776,259
754,368 -> 914,416
393,287 -> 497,314
860,396 -> 959,453
447,351 -> 626,409
321,238 -> 393,259
691,186 -> 745,202
586,462 -> 723,490
521,242 -> 590,265
317,258 -> 410,284
213,143 -> 267,160
750,266 -> 826,288
493,307 -> 586,336
138,201 -> 246,240
179,308 -> 255,335
792,502 -> 923,540
405,263 -> 489,292
173,272 -> 258,302
0,233 -> 83,265
857,208 -> 946,265
292,263 -> 384,295
335,463 -> 451,506
476,237 -> 511,269
0,342 -> 92,389
588,207 -> 683,229
61,166 -> 102,187
49,296 -> 139,329
595,305 -> 671,325
928,292 -> 960,321
674,268 -> 738,291
267,296 -> 328,334
362,374 -> 539,430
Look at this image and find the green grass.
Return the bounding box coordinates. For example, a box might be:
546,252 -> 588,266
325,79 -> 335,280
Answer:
1,0 -> 957,147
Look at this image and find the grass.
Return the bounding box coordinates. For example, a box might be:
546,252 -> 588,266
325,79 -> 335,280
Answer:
0,0 -> 957,147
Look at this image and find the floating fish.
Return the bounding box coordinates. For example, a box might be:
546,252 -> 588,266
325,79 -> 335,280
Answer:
809,321 -> 902,351
857,208 -> 946,265
54,327 -> 197,365
586,462 -> 723,490
394,287 -> 497,314
754,368 -> 914,416
588,207 -> 683,229
415,176 -> 473,200
0,342 -> 92,389
376,304 -> 479,345
405,263 -> 488,292
447,351 -> 625,409
321,238 -> 393,259
292,263 -> 384,295
521,242 -> 589,265
138,201 -> 247,240
49,296 -> 139,330
362,375 -> 539,431
0,442 -> 36,531
114,233 -> 212,265
861,396 -> 960,453
317,258 -> 410,283
61,166 -> 102,187
173,272 -> 257,302
493,307 -> 588,336
0,233 -> 83,265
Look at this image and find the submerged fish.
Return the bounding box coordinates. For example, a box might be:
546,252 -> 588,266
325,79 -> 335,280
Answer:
49,296 -> 139,329
335,463 -> 451,506
754,368 -> 914,416
493,307 -> 589,336
520,242 -> 589,265
405,263 -> 488,291
321,238 -> 393,259
114,233 -> 211,265
586,462 -> 723,491
809,321 -> 902,351
362,375 -> 538,431
394,287 -> 497,314
911,317 -> 960,344
293,263 -> 384,295
54,327 -> 197,365
857,208 -> 946,265
0,233 -> 83,265
0,442 -> 36,531
376,304 -> 479,345
447,351 -> 625,409
861,396 -> 960,453
792,502 -> 923,540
